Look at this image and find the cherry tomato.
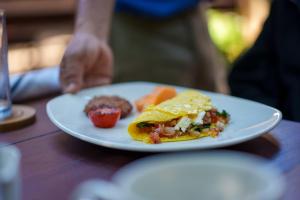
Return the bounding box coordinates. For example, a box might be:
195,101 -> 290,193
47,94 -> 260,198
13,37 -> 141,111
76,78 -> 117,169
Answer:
88,107 -> 121,128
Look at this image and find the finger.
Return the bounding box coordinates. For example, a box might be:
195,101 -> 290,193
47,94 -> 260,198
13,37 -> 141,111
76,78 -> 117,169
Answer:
83,76 -> 112,89
98,44 -> 113,74
83,43 -> 113,89
64,83 -> 79,93
60,57 -> 84,93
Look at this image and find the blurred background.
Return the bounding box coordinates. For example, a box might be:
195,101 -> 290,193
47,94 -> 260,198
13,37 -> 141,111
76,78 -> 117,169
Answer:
3,0 -> 270,74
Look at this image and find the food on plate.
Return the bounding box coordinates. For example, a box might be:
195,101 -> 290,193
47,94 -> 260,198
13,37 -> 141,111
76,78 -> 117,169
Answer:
128,90 -> 230,144
135,86 -> 177,112
84,96 -> 132,119
88,107 -> 121,128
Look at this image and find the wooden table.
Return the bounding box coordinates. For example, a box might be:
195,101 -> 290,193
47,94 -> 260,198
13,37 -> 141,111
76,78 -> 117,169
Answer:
1,96 -> 300,200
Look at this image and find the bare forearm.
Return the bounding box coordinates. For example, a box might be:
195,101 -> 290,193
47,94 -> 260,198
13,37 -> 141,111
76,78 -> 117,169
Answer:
75,0 -> 115,40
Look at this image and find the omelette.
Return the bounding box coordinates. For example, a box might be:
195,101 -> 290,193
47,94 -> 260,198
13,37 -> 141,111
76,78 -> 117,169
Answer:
128,90 -> 230,144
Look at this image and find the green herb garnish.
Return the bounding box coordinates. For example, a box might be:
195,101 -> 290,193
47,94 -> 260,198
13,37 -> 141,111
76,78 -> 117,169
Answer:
217,110 -> 229,118
190,124 -> 201,132
136,122 -> 154,128
190,123 -> 211,132
202,124 -> 211,129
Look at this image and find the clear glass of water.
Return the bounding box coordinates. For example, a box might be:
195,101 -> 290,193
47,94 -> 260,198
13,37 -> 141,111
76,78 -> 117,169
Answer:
0,10 -> 12,121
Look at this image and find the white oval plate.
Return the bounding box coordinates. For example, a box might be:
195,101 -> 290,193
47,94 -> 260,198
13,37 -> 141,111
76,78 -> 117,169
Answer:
46,82 -> 281,152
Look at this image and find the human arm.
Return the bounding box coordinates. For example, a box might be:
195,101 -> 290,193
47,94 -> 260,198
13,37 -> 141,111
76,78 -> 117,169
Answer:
60,0 -> 115,93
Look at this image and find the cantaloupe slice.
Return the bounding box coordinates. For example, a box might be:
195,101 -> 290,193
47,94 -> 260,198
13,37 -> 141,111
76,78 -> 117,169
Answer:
135,86 -> 177,112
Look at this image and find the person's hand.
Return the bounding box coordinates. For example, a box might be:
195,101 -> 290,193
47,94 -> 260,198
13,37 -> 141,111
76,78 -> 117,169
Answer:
60,32 -> 113,93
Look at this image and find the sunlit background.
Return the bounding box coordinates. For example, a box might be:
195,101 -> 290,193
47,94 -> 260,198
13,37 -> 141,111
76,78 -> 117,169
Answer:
2,0 -> 270,74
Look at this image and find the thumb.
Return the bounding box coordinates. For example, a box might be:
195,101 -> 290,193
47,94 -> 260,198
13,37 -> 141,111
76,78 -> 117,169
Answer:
60,58 -> 84,93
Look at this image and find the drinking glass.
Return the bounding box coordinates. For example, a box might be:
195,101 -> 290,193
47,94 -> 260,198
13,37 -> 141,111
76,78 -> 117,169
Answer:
0,10 -> 12,121
0,143 -> 21,200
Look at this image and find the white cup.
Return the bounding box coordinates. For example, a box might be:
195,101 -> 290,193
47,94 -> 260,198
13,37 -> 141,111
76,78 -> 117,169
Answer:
0,144 -> 21,200
71,151 -> 284,200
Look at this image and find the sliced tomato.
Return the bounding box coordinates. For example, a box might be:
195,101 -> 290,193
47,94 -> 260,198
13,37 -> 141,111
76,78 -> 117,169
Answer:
149,131 -> 161,144
211,115 -> 218,123
88,107 -> 121,128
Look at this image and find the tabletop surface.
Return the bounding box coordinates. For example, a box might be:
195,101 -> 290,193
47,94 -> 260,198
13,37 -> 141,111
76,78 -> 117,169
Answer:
0,96 -> 300,200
